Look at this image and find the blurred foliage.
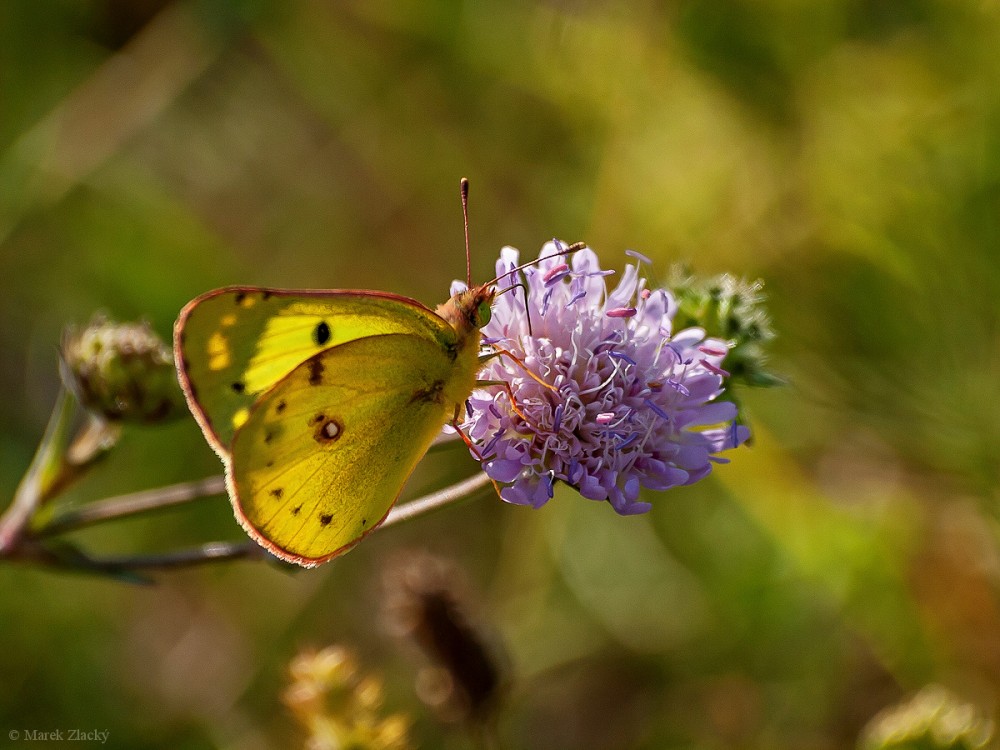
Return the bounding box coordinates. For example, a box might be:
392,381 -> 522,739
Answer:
859,684 -> 995,750
284,645 -> 412,750
2,1 -> 1000,748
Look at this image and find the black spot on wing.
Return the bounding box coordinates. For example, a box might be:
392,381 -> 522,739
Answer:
314,417 -> 342,444
231,381 -> 246,394
313,321 -> 331,346
308,358 -> 324,386
234,292 -> 246,305
270,487 -> 283,499
276,400 -> 287,414
291,505 -> 301,516
262,290 -> 273,301
319,513 -> 332,526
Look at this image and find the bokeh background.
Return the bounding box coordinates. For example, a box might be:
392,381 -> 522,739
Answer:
2,1 -> 999,748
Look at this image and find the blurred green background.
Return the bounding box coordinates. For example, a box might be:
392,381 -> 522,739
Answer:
2,1 -> 999,748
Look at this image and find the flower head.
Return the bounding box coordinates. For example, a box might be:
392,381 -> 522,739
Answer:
457,241 -> 750,515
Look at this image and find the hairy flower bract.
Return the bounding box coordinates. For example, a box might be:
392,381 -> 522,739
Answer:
457,241 -> 750,515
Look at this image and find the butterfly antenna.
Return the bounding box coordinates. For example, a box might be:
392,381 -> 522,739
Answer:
483,241 -> 585,288
494,280 -> 534,336
485,241 -> 586,335
461,177 -> 471,287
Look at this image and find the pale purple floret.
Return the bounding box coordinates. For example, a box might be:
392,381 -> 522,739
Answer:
455,241 -> 750,515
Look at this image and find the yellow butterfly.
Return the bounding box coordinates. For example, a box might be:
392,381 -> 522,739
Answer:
174,180 -> 576,567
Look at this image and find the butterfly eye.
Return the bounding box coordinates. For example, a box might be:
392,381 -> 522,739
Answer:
476,300 -> 492,327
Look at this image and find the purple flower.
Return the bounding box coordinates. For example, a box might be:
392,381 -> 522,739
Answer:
457,241 -> 750,515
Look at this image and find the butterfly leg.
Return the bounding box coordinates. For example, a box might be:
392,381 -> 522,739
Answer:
450,405 -> 504,500
479,346 -> 559,394
476,345 -> 559,425
474,378 -> 532,424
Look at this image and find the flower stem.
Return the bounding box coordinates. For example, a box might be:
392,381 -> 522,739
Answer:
6,468 -> 491,577
46,472 -> 490,578
382,471 -> 492,528
37,475 -> 227,537
82,540 -> 269,572
0,389 -> 75,553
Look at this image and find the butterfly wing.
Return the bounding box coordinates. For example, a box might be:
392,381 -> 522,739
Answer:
227,332 -> 466,566
174,288 -> 454,456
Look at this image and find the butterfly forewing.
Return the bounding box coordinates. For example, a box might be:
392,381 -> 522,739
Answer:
174,288 -> 455,455
228,333 -> 463,566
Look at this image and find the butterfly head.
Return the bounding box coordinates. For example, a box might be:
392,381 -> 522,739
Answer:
436,283 -> 496,338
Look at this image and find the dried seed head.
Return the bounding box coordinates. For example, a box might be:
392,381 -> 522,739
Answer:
61,315 -> 185,424
383,551 -> 506,725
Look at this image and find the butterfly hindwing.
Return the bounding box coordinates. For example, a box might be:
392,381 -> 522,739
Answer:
174,288 -> 455,455
227,332 -> 464,566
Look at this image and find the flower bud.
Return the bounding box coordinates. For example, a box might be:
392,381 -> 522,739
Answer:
60,315 -> 185,424
669,266 -> 781,389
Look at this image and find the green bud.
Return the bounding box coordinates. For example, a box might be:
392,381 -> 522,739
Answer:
668,266 -> 780,389
859,685 -> 995,750
60,315 -> 185,424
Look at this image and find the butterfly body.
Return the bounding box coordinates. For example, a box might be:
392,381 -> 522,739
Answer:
174,283 -> 494,567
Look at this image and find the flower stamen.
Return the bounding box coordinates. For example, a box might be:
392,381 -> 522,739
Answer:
543,263 -> 571,284
701,359 -> 730,377
644,398 -> 671,422
606,307 -> 637,318
608,351 -> 637,366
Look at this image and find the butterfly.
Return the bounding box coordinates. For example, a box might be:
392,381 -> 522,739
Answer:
174,179 -> 579,567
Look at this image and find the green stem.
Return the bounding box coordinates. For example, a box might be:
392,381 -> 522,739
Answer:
0,389 -> 75,553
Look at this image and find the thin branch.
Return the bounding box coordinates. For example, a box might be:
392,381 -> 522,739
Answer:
382,472 -> 493,528
14,538 -> 273,583
37,475 -> 227,537
8,468 -> 492,578
42,471 -> 492,576
87,540 -> 270,572
31,474 -> 491,577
